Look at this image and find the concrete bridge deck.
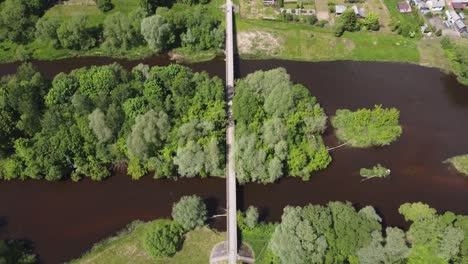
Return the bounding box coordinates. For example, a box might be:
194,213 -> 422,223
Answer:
210,0 -> 255,263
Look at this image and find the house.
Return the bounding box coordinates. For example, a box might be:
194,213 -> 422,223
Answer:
454,19 -> 467,32
427,0 -> 445,12
397,1 -> 412,13
451,0 -> 468,9
416,1 -> 430,13
445,9 -> 467,34
335,5 -> 347,15
352,5 -> 366,17
446,9 -> 461,23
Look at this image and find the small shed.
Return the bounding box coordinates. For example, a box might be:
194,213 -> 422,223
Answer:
336,5 -> 347,15
397,1 -> 412,13
352,5 -> 365,17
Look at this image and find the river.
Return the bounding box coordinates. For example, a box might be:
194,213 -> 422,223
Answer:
0,58 -> 467,263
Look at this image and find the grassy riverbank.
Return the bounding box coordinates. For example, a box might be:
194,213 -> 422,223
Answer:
236,18 -> 419,63
69,221 -> 225,264
0,0 -> 462,76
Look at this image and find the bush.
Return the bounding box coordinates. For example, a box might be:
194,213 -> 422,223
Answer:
328,1 -> 336,13
331,105 -> 402,147
307,15 -> 318,25
317,20 -> 328,27
360,164 -> 390,179
172,195 -> 208,230
444,154 -> 468,177
143,221 -> 184,257
435,29 -> 442,37
97,0 -> 113,12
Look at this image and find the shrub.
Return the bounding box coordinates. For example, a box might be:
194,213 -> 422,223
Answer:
360,164 -> 390,180
444,154 -> 468,177
435,29 -> 442,36
317,20 -> 328,27
331,105 -> 402,147
143,221 -> 184,257
172,195 -> 208,230
97,0 -> 113,12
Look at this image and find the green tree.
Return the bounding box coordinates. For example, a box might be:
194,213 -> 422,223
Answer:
270,206 -> 328,264
126,110 -> 170,160
88,109 -> 113,143
171,195 -> 207,230
144,221 -> 184,257
139,0 -> 157,16
244,206 -> 259,228
233,68 -> 331,183
0,240 -> 36,264
35,17 -> 60,46
57,16 -> 96,50
334,9 -> 357,37
363,12 -> 380,31
141,15 -> 174,52
357,227 -> 410,264
103,13 -> 133,50
0,0 -> 36,42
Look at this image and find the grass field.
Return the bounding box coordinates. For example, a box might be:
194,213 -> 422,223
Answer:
417,38 -> 452,72
44,0 -> 141,26
70,220 -> 226,264
236,18 -> 419,63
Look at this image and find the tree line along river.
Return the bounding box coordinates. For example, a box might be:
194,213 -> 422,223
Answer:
0,57 -> 467,263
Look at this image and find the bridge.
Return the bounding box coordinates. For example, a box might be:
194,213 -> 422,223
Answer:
209,0 -> 255,263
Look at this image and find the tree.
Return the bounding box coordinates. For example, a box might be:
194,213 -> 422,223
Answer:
57,16 -> 96,50
173,141 -> 205,177
141,15 -> 174,52
144,221 -> 184,257
126,110 -> 170,160
357,227 -> 410,264
0,239 -> 36,264
139,0 -> 157,16
88,109 -> 112,143
35,17 -> 60,46
233,68 -> 331,183
334,9 -> 357,37
270,206 -> 328,264
103,13 -> 133,50
171,195 -> 207,230
0,0 -> 36,43
97,0 -> 113,12
363,12 -> 380,31
244,206 -> 259,228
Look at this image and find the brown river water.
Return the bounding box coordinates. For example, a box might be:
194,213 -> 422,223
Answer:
0,57 -> 467,263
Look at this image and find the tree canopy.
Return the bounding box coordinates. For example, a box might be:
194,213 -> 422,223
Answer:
331,105 -> 402,147
143,220 -> 184,257
269,202 -> 467,264
0,63 -> 226,181
233,68 -> 331,183
171,195 -> 208,231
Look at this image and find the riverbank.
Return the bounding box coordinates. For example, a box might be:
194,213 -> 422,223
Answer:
0,0 -> 457,73
69,203 -> 467,264
69,223 -> 226,264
